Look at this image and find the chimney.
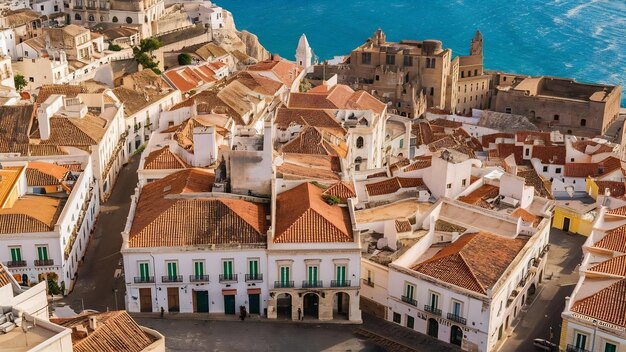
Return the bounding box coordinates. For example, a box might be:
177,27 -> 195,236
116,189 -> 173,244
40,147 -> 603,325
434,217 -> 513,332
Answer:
37,94 -> 64,140
88,316 -> 97,330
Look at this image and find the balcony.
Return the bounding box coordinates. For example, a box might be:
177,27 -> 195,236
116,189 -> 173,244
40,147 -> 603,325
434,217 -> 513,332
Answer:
302,280 -> 323,288
161,275 -> 183,283
566,344 -> 590,352
447,313 -> 467,325
245,273 -> 263,282
134,276 -> 154,284
274,281 -> 294,288
401,296 -> 417,306
330,280 -> 351,288
362,278 -> 374,287
219,274 -> 238,283
424,305 -> 442,316
6,261 -> 27,268
189,275 -> 209,283
34,259 -> 54,266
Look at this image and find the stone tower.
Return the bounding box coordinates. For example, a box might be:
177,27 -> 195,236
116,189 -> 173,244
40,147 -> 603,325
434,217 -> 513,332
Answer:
470,29 -> 483,56
295,33 -> 312,71
371,28 -> 386,46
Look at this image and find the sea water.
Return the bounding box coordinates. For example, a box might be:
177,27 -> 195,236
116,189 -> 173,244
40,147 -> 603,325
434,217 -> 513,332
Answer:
219,0 -> 626,105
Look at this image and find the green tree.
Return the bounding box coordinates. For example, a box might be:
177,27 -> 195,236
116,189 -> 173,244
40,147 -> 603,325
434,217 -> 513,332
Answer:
47,275 -> 62,296
108,43 -> 122,51
14,73 -> 27,91
178,53 -> 192,66
139,37 -> 162,53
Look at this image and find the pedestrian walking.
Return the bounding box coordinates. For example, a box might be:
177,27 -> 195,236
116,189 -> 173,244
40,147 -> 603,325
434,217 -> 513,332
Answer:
160,307 -> 164,319
297,308 -> 301,320
239,306 -> 245,321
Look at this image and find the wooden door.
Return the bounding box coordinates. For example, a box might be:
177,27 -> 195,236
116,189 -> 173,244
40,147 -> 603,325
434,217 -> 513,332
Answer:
139,288 -> 152,312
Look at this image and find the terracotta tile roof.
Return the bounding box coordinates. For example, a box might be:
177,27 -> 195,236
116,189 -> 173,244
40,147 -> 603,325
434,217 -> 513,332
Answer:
430,118 -> 462,128
434,219 -> 466,233
389,158 -> 410,173
516,131 -> 551,145
274,182 -> 353,243
412,232 -> 528,294
281,126 -> 348,158
52,311 -> 156,352
564,157 -> 622,178
0,167 -> 23,207
571,278 -> 626,328
572,140 -> 615,155
143,147 -> 190,170
403,156 -> 433,172
607,206 -> 626,217
32,115 -> 108,147
322,181 -> 356,203
532,145 -> 565,164
172,117 -> 228,155
288,84 -> 386,114
458,184 -> 499,208
0,105 -> 34,155
593,226 -> 626,254
589,255 -> 626,277
29,145 -> 68,156
164,64 -> 217,93
411,122 -> 435,145
365,177 -> 424,196
275,107 -> 345,137
248,58 -> 303,87
0,264 -> 12,287
366,171 -> 388,179
517,169 -> 553,199
395,219 -> 412,233
0,196 -> 62,234
594,181 -> 626,198
36,85 -> 85,104
129,169 -> 268,248
277,156 -> 341,181
511,208 -> 540,226
481,133 -> 514,148
490,144 -> 523,164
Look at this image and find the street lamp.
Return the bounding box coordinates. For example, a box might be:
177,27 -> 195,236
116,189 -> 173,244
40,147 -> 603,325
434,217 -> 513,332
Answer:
113,288 -> 118,310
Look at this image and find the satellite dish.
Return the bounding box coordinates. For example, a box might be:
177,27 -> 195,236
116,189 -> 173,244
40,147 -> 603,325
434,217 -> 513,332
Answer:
565,186 -> 575,198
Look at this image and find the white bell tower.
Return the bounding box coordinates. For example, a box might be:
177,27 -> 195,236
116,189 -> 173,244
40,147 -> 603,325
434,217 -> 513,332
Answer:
295,33 -> 312,72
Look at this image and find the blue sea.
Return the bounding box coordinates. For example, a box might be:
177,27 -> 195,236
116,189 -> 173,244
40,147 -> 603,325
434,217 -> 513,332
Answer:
218,0 -> 626,105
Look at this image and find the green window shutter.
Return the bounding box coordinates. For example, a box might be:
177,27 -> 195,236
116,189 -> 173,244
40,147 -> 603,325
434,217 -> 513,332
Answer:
308,266 -> 318,282
405,285 -> 414,299
37,247 -> 48,261
167,262 -> 177,277
249,260 -> 258,275
11,248 -> 21,262
223,260 -> 232,277
194,261 -> 203,276
336,265 -> 345,283
139,263 -> 149,279
280,266 -> 289,282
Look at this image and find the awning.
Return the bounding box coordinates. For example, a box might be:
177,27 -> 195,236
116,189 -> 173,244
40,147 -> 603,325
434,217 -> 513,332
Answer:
247,288 -> 261,295
222,289 -> 237,296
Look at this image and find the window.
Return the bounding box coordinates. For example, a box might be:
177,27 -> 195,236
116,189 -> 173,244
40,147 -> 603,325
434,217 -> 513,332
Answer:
505,107 -> 512,114
307,265 -> 318,284
461,71 -> 464,78
399,138 -> 404,148
406,315 -> 415,329
574,332 -> 588,349
375,75 -> 379,81
393,312 -> 401,324
126,17 -> 133,24
112,16 -> 118,23
554,114 -> 559,121
248,258 -> 259,276
222,259 -> 234,280
40,5 -> 43,10
10,247 -> 22,262
604,342 -> 617,352
75,13 -> 81,20
431,58 -> 436,68
555,167 -> 562,174
385,54 -> 395,65
474,69 -> 478,76
29,77 -> 34,82
356,136 -> 364,148
193,260 -> 204,278
451,300 -> 462,317
37,246 -> 48,260
428,291 -> 439,309
461,179 -> 467,187
166,261 -> 178,279
543,166 -> 548,172
430,87 -> 434,96
366,270 -> 374,286
88,15 -> 94,21
581,119 -> 586,127
404,282 -> 415,300
525,148 -> 530,156
446,183 -> 452,189
279,265 -> 290,284
335,264 -> 346,285
503,76 -> 507,82
138,262 -> 150,280
361,52 -> 371,64
403,55 -> 412,66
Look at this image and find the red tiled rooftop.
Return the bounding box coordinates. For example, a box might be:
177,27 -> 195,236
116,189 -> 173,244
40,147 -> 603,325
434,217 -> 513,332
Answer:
571,278 -> 626,328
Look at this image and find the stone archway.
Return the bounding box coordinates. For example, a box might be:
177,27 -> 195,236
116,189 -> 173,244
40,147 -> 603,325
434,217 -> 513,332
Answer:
427,318 -> 439,338
333,292 -> 350,320
276,293 -> 292,319
303,293 -> 319,319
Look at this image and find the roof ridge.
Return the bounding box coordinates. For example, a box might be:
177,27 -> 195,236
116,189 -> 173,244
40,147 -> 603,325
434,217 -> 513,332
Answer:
217,198 -> 264,235
457,250 -> 487,294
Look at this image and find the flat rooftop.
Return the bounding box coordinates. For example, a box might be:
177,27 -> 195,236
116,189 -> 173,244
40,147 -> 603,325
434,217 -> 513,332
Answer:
356,199 -> 432,223
0,324 -> 58,352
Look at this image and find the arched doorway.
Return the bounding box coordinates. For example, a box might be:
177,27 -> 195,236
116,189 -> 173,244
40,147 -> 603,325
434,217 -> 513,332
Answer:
276,293 -> 292,319
427,318 -> 439,338
303,293 -> 319,319
528,283 -> 536,296
450,325 -> 463,346
333,292 -> 350,320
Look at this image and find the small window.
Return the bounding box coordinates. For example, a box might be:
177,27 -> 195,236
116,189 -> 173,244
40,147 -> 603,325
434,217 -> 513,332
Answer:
88,15 -> 94,21
431,58 -> 436,68
126,17 -> 133,24
554,114 -> 559,121
461,179 -> 467,187
386,54 -> 395,65
503,76 -> 507,82
525,148 -> 530,156
112,16 -> 118,22
505,107 -> 512,114
75,13 -> 81,20
580,119 -> 586,127
361,52 -> 371,64
356,136 -> 364,148
393,312 -> 401,324
474,69 -> 478,76
555,168 -> 562,174
571,158 -> 574,162
403,55 -> 412,66
543,166 -> 548,172
446,183 -> 452,189
375,75 -> 379,81
29,77 -> 34,82
430,87 -> 434,96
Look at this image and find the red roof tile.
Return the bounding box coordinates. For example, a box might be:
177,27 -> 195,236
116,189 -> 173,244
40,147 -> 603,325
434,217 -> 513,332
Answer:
589,255 -> 626,277
532,145 -> 565,164
365,177 -> 424,196
322,181 -> 356,203
593,226 -> 626,254
571,278 -> 626,328
564,156 -> 622,178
